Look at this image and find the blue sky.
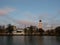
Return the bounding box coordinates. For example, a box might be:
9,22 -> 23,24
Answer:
0,0 -> 60,29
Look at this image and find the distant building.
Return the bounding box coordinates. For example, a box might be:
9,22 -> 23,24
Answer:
12,25 -> 17,33
0,25 -> 6,33
17,28 -> 24,33
38,20 -> 43,29
12,25 -> 16,31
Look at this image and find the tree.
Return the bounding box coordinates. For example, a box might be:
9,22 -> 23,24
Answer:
24,28 -> 27,33
6,24 -> 13,34
38,28 -> 44,35
29,26 -> 33,35
50,29 -> 55,35
24,28 -> 27,35
55,26 -> 60,35
46,30 -> 51,35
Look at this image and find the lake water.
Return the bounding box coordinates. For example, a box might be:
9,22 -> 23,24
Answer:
0,36 -> 60,45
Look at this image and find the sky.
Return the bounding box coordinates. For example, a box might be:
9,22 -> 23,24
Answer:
0,0 -> 60,30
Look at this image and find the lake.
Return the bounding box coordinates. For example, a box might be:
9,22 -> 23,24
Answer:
0,36 -> 60,45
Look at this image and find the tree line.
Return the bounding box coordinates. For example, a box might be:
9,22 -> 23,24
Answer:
0,24 -> 60,36
24,25 -> 60,36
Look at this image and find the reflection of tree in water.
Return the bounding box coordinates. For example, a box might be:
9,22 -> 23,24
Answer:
24,36 -> 44,45
6,36 -> 13,45
34,36 -> 44,45
0,36 -> 5,45
24,36 -> 34,45
56,36 -> 60,42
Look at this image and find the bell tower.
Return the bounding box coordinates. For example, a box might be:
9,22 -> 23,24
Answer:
38,20 -> 42,29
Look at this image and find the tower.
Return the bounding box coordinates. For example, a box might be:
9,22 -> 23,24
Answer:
38,20 -> 42,29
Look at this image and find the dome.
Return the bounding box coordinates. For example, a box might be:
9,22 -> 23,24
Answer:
39,20 -> 42,22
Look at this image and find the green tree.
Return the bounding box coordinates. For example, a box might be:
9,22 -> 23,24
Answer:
46,30 -> 50,35
38,28 -> 44,35
29,26 -> 33,35
6,24 -> 13,34
50,29 -> 55,35
24,28 -> 27,35
55,26 -> 60,35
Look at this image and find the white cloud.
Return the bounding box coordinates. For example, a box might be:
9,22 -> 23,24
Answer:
17,20 -> 36,27
0,7 -> 16,16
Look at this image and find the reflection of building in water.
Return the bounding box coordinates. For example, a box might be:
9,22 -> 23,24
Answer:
24,36 -> 44,45
38,20 -> 43,29
37,36 -> 44,45
24,36 -> 34,45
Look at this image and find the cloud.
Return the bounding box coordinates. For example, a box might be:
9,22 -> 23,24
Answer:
17,20 -> 36,26
19,11 -> 60,29
22,11 -> 33,18
0,7 -> 16,16
23,12 -> 52,21
22,11 -> 38,22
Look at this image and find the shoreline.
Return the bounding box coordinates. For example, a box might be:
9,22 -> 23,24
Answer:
0,33 -> 58,36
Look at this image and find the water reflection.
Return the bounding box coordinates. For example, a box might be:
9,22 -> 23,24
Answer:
36,36 -> 44,45
0,36 -> 5,45
0,36 -> 60,45
24,36 -> 34,45
6,36 -> 13,45
56,36 -> 60,42
24,36 -> 44,45
24,36 -> 60,45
